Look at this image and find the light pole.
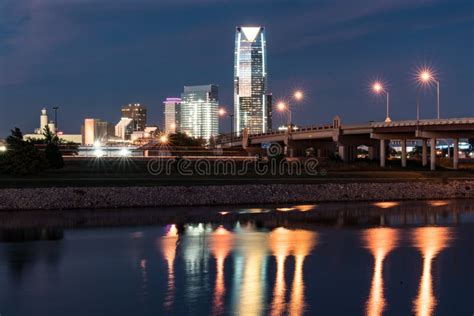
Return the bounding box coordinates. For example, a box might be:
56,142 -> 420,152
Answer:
372,82 -> 391,123
417,69 -> 440,119
53,106 -> 59,134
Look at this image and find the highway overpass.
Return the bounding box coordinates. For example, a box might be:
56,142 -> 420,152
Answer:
216,116 -> 474,170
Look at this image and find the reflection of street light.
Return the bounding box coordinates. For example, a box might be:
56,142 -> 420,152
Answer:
371,81 -> 391,123
417,68 -> 440,119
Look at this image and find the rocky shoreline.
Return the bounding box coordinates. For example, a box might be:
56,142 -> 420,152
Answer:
0,180 -> 472,210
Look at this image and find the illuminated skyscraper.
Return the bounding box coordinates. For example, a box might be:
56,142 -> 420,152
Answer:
180,85 -> 219,141
234,26 -> 272,135
163,98 -> 181,134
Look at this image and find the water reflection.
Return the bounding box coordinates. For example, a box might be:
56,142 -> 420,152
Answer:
268,227 -> 317,315
232,227 -> 268,316
269,228 -> 292,316
363,228 -> 399,316
412,227 -> 452,316
288,230 -> 317,316
159,224 -> 179,310
209,226 -> 234,315
182,224 -> 211,306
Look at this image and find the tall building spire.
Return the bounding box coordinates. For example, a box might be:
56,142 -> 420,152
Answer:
234,26 -> 272,135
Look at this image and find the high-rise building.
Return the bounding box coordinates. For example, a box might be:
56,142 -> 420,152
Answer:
234,26 -> 272,135
180,85 -> 219,141
82,118 -> 112,145
163,98 -> 181,134
115,117 -> 134,140
121,103 -> 147,131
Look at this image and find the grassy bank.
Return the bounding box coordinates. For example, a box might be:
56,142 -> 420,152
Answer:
0,158 -> 472,188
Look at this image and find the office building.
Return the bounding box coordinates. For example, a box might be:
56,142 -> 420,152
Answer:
115,117 -> 134,140
163,97 -> 181,134
82,118 -> 113,145
180,85 -> 219,141
234,26 -> 272,135
121,103 -> 147,131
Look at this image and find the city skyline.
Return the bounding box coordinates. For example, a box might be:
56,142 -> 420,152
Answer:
0,0 -> 473,137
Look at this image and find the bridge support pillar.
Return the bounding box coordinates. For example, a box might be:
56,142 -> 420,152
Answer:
453,138 -> 459,170
368,146 -> 378,160
401,139 -> 407,168
338,145 -> 348,161
430,138 -> 436,171
380,139 -> 386,167
422,139 -> 428,167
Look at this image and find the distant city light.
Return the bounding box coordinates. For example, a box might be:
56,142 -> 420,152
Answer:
294,90 -> 303,101
0,145 -> 6,152
94,149 -> 105,158
119,148 -> 131,157
218,108 -> 227,116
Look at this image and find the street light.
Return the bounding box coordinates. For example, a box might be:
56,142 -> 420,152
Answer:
294,90 -> 303,101
218,107 -> 234,139
371,81 -> 391,123
159,134 -> 168,144
276,101 -> 291,127
417,68 -> 440,119
276,90 -> 304,130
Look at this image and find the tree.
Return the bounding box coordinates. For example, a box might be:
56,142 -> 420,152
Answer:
169,132 -> 206,147
42,126 -> 64,168
0,128 -> 47,175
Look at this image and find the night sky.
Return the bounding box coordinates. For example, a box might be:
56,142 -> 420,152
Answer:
0,0 -> 473,137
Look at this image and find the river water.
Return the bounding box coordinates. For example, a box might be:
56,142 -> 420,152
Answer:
0,200 -> 472,315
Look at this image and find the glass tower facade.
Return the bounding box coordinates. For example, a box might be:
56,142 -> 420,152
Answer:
234,26 -> 272,135
180,85 -> 219,141
163,97 -> 181,134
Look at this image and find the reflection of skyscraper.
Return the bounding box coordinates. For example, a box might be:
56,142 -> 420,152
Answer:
163,98 -> 181,134
160,224 -> 179,310
234,26 -> 272,135
181,85 -> 219,140
231,225 -> 268,316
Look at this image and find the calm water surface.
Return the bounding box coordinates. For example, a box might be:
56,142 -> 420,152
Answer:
0,200 -> 473,315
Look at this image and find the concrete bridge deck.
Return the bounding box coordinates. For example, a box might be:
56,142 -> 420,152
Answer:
216,116 -> 474,170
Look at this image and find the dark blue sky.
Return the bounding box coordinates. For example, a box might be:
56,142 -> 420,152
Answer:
0,0 -> 473,137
